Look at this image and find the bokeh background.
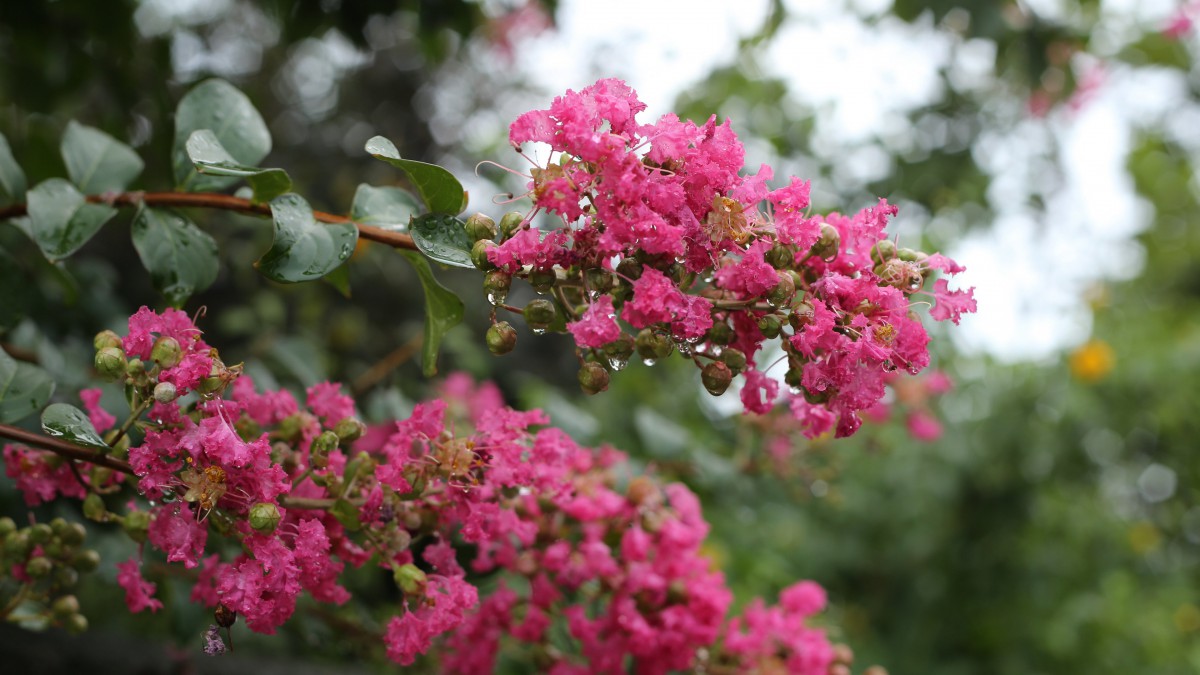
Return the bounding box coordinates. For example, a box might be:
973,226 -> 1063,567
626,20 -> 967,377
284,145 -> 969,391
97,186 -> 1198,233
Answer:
2,0 -> 1199,673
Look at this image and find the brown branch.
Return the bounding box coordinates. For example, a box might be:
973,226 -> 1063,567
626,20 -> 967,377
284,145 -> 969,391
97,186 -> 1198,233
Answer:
349,333 -> 423,397
0,191 -> 417,251
0,422 -> 134,474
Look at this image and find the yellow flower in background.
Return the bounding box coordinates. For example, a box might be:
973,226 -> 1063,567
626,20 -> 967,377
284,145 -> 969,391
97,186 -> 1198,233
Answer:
1069,339 -> 1115,382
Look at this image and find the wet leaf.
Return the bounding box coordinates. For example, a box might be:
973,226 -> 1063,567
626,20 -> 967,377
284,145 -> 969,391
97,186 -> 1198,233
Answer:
60,121 -> 144,194
401,250 -> 464,377
131,205 -> 220,307
258,193 -> 357,283
0,347 -> 55,424
41,402 -> 109,451
364,135 -> 466,215
173,79 -> 272,191
410,213 -> 473,268
19,178 -> 116,261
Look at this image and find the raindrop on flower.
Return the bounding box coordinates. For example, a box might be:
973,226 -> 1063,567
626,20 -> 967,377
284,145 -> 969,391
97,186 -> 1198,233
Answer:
642,358 -> 657,367
607,355 -> 629,371
487,290 -> 508,306
531,327 -> 546,336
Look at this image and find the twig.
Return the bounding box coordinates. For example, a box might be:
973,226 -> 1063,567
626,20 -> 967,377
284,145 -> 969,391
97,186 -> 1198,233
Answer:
349,333 -> 423,397
0,422 -> 134,475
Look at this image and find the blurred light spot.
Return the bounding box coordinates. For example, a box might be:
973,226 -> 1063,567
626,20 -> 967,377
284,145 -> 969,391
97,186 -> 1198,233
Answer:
1137,463 -> 1177,503
1069,339 -> 1115,382
1081,427 -> 1123,465
1175,604 -> 1200,633
1128,521 -> 1162,554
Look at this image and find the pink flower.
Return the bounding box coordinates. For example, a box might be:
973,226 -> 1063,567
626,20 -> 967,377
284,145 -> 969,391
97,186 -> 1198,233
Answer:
567,295 -> 621,349
620,268 -> 685,328
780,580 -> 827,617
79,388 -> 115,434
929,278 -> 977,325
740,369 -> 779,415
148,503 -> 208,569
306,382 -> 354,425
116,558 -> 163,613
906,410 -> 943,441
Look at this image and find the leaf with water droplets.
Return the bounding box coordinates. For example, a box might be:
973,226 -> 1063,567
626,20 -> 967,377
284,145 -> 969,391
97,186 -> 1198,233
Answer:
0,347 -> 55,424
401,250 -> 464,377
349,184 -> 420,228
185,129 -> 291,203
0,131 -> 27,208
173,79 -> 272,191
17,178 -> 116,261
364,135 -> 466,215
258,193 -> 357,283
41,402 -> 109,451
131,205 -> 220,307
410,213 -> 474,268
60,121 -> 144,194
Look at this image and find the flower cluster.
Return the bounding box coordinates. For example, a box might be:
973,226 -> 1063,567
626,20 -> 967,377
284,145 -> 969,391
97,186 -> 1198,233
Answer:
1,308 -> 883,673
475,78 -> 975,437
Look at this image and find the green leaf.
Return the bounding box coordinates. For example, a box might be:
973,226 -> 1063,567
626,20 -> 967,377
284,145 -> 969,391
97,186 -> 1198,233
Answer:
364,136 -> 466,215
41,402 -> 108,451
330,498 -> 362,531
19,178 -> 117,261
173,79 -> 271,191
185,129 -> 291,203
0,131 -> 26,208
322,262 -> 352,298
0,247 -> 30,329
400,250 -> 464,377
60,121 -> 144,194
131,205 -> 220,307
349,184 -> 420,228
0,347 -> 55,424
258,193 -> 357,283
410,213 -> 474,268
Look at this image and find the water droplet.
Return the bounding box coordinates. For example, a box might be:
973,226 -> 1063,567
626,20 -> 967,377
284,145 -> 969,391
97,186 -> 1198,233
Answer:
486,290 -> 508,306
676,341 -> 693,356
642,358 -> 657,367
531,327 -> 546,335
606,356 -> 629,371
340,244 -> 353,258
789,386 -> 802,395
709,345 -> 724,357
587,289 -> 601,301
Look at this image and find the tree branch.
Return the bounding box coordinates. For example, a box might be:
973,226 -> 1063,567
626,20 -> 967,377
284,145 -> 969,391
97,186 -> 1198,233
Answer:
0,191 -> 417,251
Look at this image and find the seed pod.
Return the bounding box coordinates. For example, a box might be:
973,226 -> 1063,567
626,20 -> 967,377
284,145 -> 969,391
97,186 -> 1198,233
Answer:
615,257 -> 643,282
483,270 -> 512,305
25,556 -> 53,578
52,595 -> 80,618
463,213 -> 498,242
486,321 -> 518,355
577,362 -> 610,395
701,361 -> 733,396
311,430 -> 339,469
64,613 -> 88,634
71,550 -> 100,573
333,417 -> 366,442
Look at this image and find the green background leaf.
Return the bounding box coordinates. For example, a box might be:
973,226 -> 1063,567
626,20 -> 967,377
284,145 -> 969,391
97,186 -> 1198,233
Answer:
131,205 -> 220,307
20,178 -> 117,261
60,121 -> 144,194
400,249 -> 464,377
185,129 -> 291,202
258,193 -> 357,283
0,131 -> 26,208
364,135 -> 466,215
173,79 -> 272,191
349,184 -> 420,228
0,347 -> 55,424
409,213 -> 474,268
41,402 -> 109,450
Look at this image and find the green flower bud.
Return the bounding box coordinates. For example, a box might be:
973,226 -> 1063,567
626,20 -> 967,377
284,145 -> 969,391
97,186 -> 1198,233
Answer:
578,362 -> 610,396
766,243 -> 794,270
499,211 -> 525,239
615,257 -> 643,282
83,494 -> 107,522
125,357 -> 146,378
464,213 -> 498,242
470,239 -> 497,271
394,563 -> 428,596
122,510 -> 150,544
198,375 -> 225,396
55,566 -> 79,588
150,336 -> 182,369
767,272 -> 796,308
529,268 -> 557,293
93,330 -> 121,351
248,502 -> 282,534
153,381 -> 178,404
785,366 -> 804,389
898,247 -> 925,262
71,549 -> 100,572
333,417 -> 366,442
812,223 -> 841,260
757,314 -> 783,339
706,322 -> 734,346
602,334 -> 635,362
52,594 -> 80,618
483,270 -> 512,305
0,516 -> 15,539
59,522 -> 86,547
701,361 -> 733,396
311,430 -> 339,469
64,613 -> 88,634
486,321 -> 518,355
25,556 -> 53,578
721,348 -> 747,374
95,348 -> 126,381
523,299 -> 557,332
29,523 -> 53,544
5,530 -> 31,559
584,267 -> 614,294
634,329 -> 673,363
870,239 -> 897,266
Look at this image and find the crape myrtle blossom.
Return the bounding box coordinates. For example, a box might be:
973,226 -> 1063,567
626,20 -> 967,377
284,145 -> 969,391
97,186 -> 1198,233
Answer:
482,78 -> 975,438
3,308 -> 858,673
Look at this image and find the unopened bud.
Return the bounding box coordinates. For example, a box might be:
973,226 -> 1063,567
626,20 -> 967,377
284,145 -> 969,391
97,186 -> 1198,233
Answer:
767,272 -> 796,308
870,239 -> 897,266
93,330 -> 121,351
486,321 -> 518,355
393,563 -> 428,596
333,417 -> 366,442
701,361 -> 733,396
766,243 -> 794,269
757,314 -> 783,339
635,329 -> 673,362
578,362 -> 610,395
812,223 -> 841,260
52,595 -> 80,618
897,247 -> 924,262
25,556 -> 52,578
470,239 -> 497,271
0,517 -> 16,539
523,299 -> 556,331
602,334 -> 635,362
122,510 -> 150,544
248,502 -> 281,533
95,348 -> 126,380
615,257 -> 642,282
311,430 -> 339,469
125,357 -> 145,378
706,322 -> 734,346
82,494 -> 107,522
71,550 -> 100,572
464,213 -> 497,242
529,268 -> 556,294
150,336 -> 182,369
64,613 -> 88,634
59,521 -> 85,547
499,211 -> 525,239
584,267 -> 614,294
483,270 -> 511,305
785,367 -> 804,389
153,381 -> 178,403
721,348 -> 747,373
